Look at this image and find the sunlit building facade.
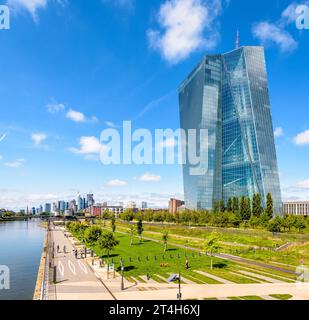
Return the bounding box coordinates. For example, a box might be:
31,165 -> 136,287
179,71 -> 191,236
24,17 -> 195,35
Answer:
179,46 -> 282,213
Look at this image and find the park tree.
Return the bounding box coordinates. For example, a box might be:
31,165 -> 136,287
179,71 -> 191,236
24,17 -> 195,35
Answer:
267,216 -> 282,233
136,218 -> 144,242
162,230 -> 169,252
232,197 -> 239,214
226,198 -> 233,212
213,200 -> 219,213
111,215 -> 116,233
252,193 -> 263,217
84,225 -> 103,244
219,200 -> 225,213
128,225 -> 136,246
203,232 -> 221,270
97,231 -> 119,259
239,196 -> 245,220
294,216 -> 306,232
264,193 -> 274,220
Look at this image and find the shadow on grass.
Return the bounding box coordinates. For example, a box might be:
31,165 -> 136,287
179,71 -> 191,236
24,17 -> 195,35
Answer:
101,253 -> 120,259
213,262 -> 227,269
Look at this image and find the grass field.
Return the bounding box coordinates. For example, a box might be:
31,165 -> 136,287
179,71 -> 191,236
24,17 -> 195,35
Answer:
114,221 -> 309,267
86,230 -> 260,284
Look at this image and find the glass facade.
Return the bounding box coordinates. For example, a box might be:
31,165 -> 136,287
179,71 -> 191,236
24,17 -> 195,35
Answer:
179,46 -> 282,213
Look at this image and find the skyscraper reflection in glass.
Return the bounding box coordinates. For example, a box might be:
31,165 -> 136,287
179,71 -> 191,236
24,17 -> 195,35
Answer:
179,46 -> 282,213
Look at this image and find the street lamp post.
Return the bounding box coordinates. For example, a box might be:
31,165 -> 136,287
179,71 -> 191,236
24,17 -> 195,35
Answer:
121,264 -> 124,291
177,272 -> 182,300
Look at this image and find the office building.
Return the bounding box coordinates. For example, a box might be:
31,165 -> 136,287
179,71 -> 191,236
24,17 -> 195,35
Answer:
179,45 -> 282,213
169,198 -> 185,214
87,194 -> 95,208
283,201 -> 309,216
44,203 -> 51,213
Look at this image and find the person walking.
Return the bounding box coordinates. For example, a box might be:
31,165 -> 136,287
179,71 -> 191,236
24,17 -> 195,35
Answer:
185,259 -> 189,270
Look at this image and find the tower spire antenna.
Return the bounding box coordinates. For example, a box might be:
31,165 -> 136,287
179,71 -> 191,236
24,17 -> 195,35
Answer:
236,29 -> 239,49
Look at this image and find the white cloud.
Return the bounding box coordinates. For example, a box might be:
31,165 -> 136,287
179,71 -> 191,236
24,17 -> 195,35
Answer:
137,173 -> 161,182
252,21 -> 297,53
69,136 -> 105,155
66,109 -> 86,123
106,179 -> 128,187
274,127 -> 284,138
66,109 -> 98,123
31,132 -> 48,146
7,0 -> 47,22
293,130 -> 309,146
0,155 -> 3,160
4,158 -> 25,168
295,180 -> 309,189
147,0 -> 223,64
47,103 -> 65,114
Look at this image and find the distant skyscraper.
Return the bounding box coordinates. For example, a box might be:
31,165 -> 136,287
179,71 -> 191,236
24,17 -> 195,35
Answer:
141,201 -> 148,209
58,201 -> 66,213
77,194 -> 84,211
87,194 -> 95,208
179,46 -> 282,213
45,203 -> 51,213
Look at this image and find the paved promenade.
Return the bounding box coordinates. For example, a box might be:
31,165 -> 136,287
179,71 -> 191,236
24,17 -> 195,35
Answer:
47,227 -> 115,300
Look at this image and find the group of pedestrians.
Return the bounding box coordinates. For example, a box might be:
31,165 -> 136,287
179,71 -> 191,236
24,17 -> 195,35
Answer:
55,244 -> 67,254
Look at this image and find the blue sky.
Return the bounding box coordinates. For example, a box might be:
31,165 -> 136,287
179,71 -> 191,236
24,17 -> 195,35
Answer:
0,0 -> 309,210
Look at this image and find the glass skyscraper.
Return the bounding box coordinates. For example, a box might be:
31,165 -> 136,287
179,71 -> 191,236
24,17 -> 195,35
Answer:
179,46 -> 282,213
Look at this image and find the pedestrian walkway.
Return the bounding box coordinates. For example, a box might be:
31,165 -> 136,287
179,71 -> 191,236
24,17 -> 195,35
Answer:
48,227 -> 115,300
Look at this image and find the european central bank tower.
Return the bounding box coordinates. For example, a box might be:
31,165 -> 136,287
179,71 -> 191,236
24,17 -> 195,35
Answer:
179,46 -> 282,213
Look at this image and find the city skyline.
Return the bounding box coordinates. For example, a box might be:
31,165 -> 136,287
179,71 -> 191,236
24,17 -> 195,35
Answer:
1,0 -> 309,210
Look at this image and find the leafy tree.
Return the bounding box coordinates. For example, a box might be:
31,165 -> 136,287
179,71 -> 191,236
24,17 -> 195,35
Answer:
128,225 -> 136,246
84,225 -> 103,244
162,230 -> 169,252
267,216 -> 282,233
226,198 -> 233,212
264,193 -> 274,220
111,215 -> 116,233
97,231 -> 119,259
294,216 -> 306,232
232,197 -> 239,214
219,200 -> 225,213
120,209 -> 135,221
252,193 -> 263,217
203,232 -> 221,270
136,218 -> 144,242
213,200 -> 219,213
239,196 -> 246,220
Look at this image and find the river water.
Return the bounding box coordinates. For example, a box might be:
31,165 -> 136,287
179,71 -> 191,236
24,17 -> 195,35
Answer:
0,220 -> 45,300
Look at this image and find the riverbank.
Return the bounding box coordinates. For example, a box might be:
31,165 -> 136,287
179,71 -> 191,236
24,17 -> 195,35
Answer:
33,231 -> 48,300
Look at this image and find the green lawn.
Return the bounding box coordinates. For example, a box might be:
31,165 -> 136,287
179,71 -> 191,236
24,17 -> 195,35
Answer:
90,232 -> 228,281
115,221 -> 308,268
269,294 -> 293,300
240,296 -> 264,300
